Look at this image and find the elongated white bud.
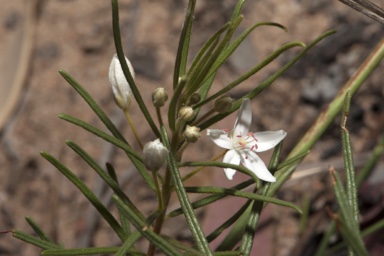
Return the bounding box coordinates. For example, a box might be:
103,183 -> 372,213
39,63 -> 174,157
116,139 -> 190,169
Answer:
143,139 -> 169,171
109,54 -> 135,110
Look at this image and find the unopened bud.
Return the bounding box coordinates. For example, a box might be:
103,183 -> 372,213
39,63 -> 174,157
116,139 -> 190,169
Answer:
189,93 -> 201,104
178,106 -> 195,121
152,88 -> 168,107
184,125 -> 201,143
214,95 -> 233,113
109,54 -> 135,110
143,139 -> 169,171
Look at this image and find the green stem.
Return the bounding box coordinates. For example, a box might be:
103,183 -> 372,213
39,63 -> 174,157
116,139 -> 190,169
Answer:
124,110 -> 143,150
156,107 -> 164,127
160,126 -> 212,255
147,165 -> 174,256
193,108 -> 216,126
182,150 -> 227,181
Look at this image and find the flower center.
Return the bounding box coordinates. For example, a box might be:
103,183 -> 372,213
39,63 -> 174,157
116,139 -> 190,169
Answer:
234,132 -> 258,151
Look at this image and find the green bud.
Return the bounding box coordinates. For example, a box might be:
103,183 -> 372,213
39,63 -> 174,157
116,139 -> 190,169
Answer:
152,87 -> 168,107
214,95 -> 233,113
178,106 -> 195,121
184,125 -> 201,143
189,93 -> 201,104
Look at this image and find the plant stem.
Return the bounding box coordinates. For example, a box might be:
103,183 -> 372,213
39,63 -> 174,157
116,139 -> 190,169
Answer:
124,110 -> 143,150
182,150 -> 227,181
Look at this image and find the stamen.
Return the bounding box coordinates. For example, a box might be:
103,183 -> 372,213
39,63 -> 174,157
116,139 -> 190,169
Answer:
247,132 -> 258,142
245,132 -> 258,151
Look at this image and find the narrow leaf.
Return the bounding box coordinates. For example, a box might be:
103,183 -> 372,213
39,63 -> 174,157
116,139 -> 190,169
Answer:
41,246 -> 145,256
113,195 -> 181,256
25,216 -> 55,244
270,37 -> 384,196
168,178 -> 254,218
58,71 -> 155,190
173,0 -> 196,88
185,186 -> 301,213
111,0 -> 160,137
66,140 -> 146,221
341,91 -> 359,224
160,126 -> 212,255
59,114 -> 155,190
40,152 -> 127,241
12,230 -> 60,250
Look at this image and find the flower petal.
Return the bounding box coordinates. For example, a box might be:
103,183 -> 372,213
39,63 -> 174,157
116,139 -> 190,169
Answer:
233,99 -> 252,137
254,130 -> 287,152
207,129 -> 232,149
223,149 -> 240,180
242,151 -> 276,182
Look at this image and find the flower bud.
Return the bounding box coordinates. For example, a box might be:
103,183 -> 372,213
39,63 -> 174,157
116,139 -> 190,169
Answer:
189,93 -> 201,104
109,54 -> 135,110
214,95 -> 233,113
143,139 -> 169,171
184,125 -> 201,143
152,88 -> 168,107
178,106 -> 195,121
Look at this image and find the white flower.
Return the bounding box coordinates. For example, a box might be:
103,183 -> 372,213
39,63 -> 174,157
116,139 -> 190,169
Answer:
143,139 -> 169,171
207,98 -> 286,182
109,54 -> 135,110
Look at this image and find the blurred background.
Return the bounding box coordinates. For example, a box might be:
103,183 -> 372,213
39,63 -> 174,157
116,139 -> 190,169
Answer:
0,0 -> 383,255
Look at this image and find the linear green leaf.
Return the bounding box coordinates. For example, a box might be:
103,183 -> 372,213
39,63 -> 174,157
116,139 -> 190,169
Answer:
341,92 -> 359,225
194,41 -> 305,109
270,37 -> 384,197
12,230 -> 61,250
356,133 -> 384,186
58,71 -> 154,190
168,76 -> 187,131
106,162 -> 131,235
240,142 -> 284,254
66,140 -> 146,222
160,126 -> 212,255
180,161 -> 259,182
331,169 -> 368,255
59,70 -> 125,142
59,114 -> 155,190
25,216 -> 55,244
173,0 -> 196,89
111,0 -> 160,137
115,210 -> 161,256
207,200 -> 252,243
113,195 -> 181,256
185,16 -> 243,97
42,246 -> 145,255
167,178 -> 254,218
199,30 -> 336,131
201,22 -> 287,90
59,114 -> 142,161
185,186 -> 301,213
40,152 -> 127,241
187,22 -> 231,78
